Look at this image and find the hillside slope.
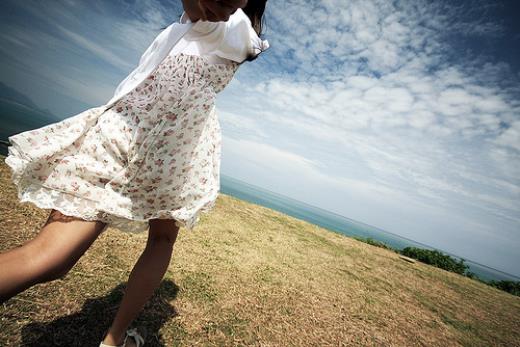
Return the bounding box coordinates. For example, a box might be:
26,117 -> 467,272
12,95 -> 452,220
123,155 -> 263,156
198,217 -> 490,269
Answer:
1,155 -> 519,346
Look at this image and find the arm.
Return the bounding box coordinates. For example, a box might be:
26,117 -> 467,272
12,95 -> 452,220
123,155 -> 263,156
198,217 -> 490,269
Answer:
181,0 -> 205,22
182,0 -> 248,22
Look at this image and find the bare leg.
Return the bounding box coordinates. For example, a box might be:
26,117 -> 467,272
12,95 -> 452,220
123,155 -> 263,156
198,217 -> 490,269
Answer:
102,219 -> 179,346
0,209 -> 107,304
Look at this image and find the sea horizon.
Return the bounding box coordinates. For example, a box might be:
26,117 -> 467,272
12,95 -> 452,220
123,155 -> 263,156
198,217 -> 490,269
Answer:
220,174 -> 520,282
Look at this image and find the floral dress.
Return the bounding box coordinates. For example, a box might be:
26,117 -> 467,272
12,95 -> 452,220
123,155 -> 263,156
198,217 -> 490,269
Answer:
5,53 -> 239,233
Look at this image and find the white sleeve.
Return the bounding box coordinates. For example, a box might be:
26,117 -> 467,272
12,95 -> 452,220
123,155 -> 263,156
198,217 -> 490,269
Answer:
180,10 -> 223,34
183,8 -> 269,62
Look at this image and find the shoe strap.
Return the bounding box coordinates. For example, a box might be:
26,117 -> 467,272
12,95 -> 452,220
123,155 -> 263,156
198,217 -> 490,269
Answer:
124,328 -> 145,347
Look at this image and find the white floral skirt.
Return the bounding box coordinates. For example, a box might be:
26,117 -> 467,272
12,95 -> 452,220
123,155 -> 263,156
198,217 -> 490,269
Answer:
4,53 -> 238,233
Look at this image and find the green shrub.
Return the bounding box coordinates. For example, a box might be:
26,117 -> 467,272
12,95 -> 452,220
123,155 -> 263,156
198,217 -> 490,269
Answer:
464,271 -> 478,279
486,280 -> 520,297
354,236 -> 393,250
400,246 -> 469,275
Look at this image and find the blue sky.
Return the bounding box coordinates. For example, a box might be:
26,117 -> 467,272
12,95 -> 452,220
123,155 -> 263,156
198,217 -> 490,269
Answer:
0,0 -> 519,276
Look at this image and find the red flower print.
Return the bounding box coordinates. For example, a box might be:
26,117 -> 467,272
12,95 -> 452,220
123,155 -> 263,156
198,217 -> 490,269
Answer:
166,114 -> 177,121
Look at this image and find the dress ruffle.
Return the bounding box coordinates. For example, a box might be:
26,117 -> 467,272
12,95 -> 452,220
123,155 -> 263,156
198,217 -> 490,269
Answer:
5,116 -> 218,233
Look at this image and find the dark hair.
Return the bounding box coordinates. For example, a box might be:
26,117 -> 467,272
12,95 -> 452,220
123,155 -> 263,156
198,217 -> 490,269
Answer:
239,0 -> 268,64
243,0 -> 267,37
157,1 -> 268,64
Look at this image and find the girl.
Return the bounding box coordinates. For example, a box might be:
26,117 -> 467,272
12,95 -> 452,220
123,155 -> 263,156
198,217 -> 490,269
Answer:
0,0 -> 269,346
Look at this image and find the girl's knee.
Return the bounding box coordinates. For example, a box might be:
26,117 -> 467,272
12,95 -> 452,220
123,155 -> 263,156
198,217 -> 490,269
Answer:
148,219 -> 180,245
24,240 -> 75,283
28,231 -> 101,283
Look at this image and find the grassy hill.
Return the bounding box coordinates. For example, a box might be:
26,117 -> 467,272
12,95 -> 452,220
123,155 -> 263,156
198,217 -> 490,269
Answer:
1,156 -> 519,346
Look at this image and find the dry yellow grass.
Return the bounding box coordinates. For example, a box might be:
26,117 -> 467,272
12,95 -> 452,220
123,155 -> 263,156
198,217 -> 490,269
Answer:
1,154 -> 519,347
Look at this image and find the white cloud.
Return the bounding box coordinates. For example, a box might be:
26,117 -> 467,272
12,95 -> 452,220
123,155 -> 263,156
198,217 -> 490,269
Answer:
54,23 -> 134,71
494,121 -> 520,151
222,0 -> 520,244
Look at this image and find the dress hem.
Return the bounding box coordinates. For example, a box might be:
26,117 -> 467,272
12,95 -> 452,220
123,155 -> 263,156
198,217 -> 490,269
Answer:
4,153 -> 219,233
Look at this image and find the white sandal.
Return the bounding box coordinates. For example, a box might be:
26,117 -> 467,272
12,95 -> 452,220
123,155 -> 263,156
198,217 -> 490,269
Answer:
99,328 -> 145,347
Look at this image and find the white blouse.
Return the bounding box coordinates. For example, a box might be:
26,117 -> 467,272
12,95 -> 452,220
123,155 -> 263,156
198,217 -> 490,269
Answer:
174,12 -> 229,65
103,8 -> 269,109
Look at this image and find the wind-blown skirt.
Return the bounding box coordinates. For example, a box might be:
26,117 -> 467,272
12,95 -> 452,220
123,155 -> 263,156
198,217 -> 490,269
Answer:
4,53 -> 238,233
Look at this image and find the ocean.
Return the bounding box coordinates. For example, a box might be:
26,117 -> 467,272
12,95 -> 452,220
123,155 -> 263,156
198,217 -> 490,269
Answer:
0,97 -> 60,153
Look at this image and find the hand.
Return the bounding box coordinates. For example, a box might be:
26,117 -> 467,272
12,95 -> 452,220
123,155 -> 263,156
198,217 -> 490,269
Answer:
197,0 -> 248,22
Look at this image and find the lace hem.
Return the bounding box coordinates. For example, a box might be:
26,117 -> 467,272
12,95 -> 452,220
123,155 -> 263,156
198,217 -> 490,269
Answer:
4,152 -> 218,233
